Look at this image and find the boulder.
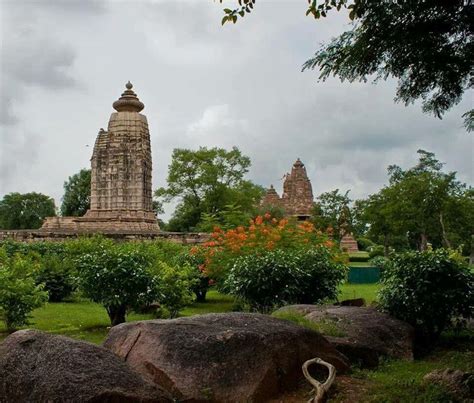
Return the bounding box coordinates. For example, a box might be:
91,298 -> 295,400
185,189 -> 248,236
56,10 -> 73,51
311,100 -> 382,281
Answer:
0,329 -> 172,402
103,312 -> 350,402
275,305 -> 414,368
424,368 -> 474,400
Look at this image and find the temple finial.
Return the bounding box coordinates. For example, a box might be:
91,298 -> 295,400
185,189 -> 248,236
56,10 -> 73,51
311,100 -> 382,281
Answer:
112,81 -> 144,112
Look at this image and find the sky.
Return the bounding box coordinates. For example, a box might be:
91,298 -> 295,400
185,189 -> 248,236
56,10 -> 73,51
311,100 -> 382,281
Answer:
1,0 -> 472,220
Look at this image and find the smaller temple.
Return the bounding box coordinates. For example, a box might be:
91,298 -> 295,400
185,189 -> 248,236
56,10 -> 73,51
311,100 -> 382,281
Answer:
261,158 -> 314,220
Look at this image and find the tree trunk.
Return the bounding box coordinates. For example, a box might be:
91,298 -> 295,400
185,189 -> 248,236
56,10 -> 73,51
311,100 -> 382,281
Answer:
383,233 -> 390,257
470,235 -> 474,265
195,289 -> 207,302
439,212 -> 451,248
420,233 -> 428,251
107,305 -> 127,326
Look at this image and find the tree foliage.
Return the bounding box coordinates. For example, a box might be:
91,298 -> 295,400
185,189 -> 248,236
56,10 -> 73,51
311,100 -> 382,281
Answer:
0,192 -> 56,230
156,146 -> 264,231
219,1 -> 473,127
60,169 -> 91,217
0,251 -> 48,331
311,189 -> 352,241
379,248 -> 474,343
360,150 -> 473,253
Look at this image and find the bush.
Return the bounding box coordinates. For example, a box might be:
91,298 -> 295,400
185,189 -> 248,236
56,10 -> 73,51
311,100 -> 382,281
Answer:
151,261 -> 195,318
378,249 -> 474,343
368,245 -> 385,258
0,252 -> 48,331
357,237 -> 375,251
224,247 -> 347,312
174,251 -> 210,302
192,214 -> 343,287
76,245 -> 158,326
369,255 -> 390,274
36,254 -> 76,302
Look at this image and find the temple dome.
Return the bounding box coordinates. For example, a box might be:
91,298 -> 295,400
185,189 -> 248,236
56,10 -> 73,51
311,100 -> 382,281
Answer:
112,81 -> 144,113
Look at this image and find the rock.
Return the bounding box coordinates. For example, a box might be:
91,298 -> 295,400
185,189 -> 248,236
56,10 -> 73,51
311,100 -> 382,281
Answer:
103,312 -> 350,402
0,329 -> 172,402
274,305 -> 414,368
424,368 -> 474,400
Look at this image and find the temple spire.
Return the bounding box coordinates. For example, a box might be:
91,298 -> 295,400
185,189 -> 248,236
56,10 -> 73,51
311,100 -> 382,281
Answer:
112,81 -> 145,113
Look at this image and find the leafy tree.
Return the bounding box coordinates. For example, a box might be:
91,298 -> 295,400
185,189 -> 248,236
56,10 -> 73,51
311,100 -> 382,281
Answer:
219,1 -> 473,128
157,146 -> 264,231
76,246 -> 158,326
0,251 -> 48,331
0,192 -> 56,230
60,169 -> 91,217
379,249 -> 474,344
359,150 -> 473,253
311,189 -> 352,241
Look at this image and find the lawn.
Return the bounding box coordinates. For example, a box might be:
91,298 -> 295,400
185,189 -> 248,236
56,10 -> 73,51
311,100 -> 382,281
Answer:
0,284 -> 379,344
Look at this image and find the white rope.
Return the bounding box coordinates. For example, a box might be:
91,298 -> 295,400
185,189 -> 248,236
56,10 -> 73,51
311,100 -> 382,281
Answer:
302,357 -> 336,403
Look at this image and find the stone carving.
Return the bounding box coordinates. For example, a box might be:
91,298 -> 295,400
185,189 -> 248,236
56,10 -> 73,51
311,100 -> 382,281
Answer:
261,158 -> 314,219
41,82 -> 160,233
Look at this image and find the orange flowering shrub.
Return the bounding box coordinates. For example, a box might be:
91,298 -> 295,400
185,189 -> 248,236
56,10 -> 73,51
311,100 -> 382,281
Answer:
190,214 -> 346,285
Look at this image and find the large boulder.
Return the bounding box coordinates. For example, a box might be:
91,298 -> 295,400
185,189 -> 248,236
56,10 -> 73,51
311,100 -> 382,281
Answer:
275,305 -> 414,368
0,329 -> 172,402
423,368 -> 474,400
103,312 -> 350,402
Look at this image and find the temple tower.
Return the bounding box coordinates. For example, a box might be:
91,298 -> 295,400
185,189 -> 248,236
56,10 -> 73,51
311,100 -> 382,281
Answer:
41,82 -> 159,232
261,158 -> 314,220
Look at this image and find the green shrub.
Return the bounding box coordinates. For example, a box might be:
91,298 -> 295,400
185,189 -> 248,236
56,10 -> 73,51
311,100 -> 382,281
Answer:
76,245 -> 158,326
357,237 -> 375,251
36,254 -> 76,302
378,249 -> 474,343
0,252 -> 48,331
369,255 -> 390,274
224,247 -> 347,312
175,251 -> 210,302
151,261 -> 195,318
368,245 -> 385,258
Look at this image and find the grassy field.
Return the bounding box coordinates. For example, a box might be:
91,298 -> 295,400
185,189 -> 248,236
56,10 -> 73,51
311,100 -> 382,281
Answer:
0,284 -> 379,343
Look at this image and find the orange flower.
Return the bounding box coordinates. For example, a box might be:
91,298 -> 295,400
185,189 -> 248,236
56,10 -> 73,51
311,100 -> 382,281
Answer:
264,212 -> 271,220
255,215 -> 263,225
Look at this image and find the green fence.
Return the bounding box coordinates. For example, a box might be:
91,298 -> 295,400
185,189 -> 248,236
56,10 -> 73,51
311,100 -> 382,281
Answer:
348,266 -> 380,284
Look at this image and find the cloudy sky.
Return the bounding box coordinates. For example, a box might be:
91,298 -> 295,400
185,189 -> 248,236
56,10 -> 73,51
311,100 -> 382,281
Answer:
1,0 -> 472,219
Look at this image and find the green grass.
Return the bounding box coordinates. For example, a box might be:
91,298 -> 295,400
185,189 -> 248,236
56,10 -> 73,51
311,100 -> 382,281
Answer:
272,310 -> 346,337
348,261 -> 376,267
0,285 -> 379,344
339,331 -> 474,402
339,283 -> 379,304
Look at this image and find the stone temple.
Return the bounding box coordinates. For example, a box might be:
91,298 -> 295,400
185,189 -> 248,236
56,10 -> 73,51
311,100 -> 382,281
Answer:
41,82 -> 160,233
261,158 -> 314,220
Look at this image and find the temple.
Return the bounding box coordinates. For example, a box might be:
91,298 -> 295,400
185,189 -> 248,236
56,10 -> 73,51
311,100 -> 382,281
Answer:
261,158 -> 314,220
41,82 -> 160,233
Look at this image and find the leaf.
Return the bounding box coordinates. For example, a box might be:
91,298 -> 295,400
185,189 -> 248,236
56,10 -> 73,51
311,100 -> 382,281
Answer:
223,8 -> 232,14
349,9 -> 355,20
221,16 -> 228,25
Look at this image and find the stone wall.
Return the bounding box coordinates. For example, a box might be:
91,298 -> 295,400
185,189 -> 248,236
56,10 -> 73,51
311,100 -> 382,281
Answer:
0,230 -> 210,244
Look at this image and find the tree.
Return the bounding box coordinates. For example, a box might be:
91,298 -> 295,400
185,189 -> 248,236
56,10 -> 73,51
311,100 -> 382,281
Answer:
0,192 -> 56,230
359,150 -> 473,252
311,189 -> 352,241
156,146 -> 264,231
76,246 -> 157,326
0,252 -> 48,332
60,169 -> 91,216
219,1 -> 473,128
